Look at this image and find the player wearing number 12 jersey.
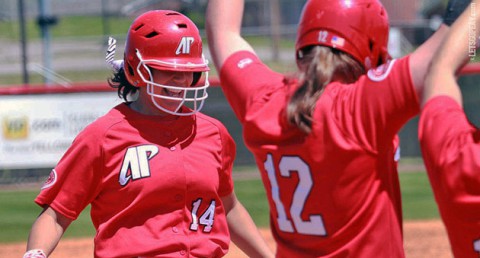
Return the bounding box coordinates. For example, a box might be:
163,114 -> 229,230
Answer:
206,0 -> 465,257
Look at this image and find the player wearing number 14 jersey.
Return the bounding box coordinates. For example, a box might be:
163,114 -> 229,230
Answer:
24,10 -> 272,258
206,0 -> 462,256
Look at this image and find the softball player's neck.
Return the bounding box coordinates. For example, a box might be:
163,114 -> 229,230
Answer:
129,98 -> 176,118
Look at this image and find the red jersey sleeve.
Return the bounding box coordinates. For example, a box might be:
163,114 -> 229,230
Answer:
217,120 -> 236,197
419,96 -> 480,258
219,51 -> 286,123
35,123 -> 104,220
330,57 -> 419,151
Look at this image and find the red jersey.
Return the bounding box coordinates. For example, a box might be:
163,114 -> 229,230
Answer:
219,51 -> 419,257
419,96 -> 480,258
35,103 -> 235,258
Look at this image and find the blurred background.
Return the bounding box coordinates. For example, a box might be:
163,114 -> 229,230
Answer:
0,2 -> 478,255
0,0 -> 452,85
0,0 -> 479,183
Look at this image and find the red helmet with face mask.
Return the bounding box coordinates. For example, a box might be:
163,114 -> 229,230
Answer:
123,10 -> 210,116
295,0 -> 390,70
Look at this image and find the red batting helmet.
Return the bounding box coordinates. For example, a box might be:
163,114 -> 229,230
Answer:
295,0 -> 390,70
123,10 -> 210,116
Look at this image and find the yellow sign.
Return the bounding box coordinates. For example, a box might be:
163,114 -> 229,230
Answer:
2,116 -> 29,139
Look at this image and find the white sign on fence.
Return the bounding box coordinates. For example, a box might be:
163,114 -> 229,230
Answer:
0,92 -> 120,169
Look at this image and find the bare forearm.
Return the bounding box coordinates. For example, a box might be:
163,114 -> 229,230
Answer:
206,0 -> 244,36
222,192 -> 273,258
424,1 -> 479,106
226,201 -> 273,258
444,2 -> 478,72
206,0 -> 254,69
409,24 -> 449,99
26,207 -> 70,256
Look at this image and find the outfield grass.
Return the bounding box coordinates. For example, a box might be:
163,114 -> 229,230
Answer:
0,170 -> 438,244
400,172 -> 440,220
236,170 -> 441,227
0,16 -> 132,41
0,190 -> 95,243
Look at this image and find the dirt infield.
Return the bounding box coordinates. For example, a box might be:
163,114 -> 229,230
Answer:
3,220 -> 452,257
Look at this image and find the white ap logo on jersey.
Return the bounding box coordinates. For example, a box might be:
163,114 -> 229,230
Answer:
176,37 -> 194,55
119,145 -> 159,186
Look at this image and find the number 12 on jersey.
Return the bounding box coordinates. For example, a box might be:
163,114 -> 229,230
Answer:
264,154 -> 327,236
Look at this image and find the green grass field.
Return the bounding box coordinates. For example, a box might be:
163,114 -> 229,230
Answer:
0,170 -> 439,244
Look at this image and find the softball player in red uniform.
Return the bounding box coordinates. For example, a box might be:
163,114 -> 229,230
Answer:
23,10 -> 273,258
419,2 -> 480,257
206,0 -> 469,256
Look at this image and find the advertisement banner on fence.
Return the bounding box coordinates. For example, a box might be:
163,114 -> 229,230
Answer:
0,92 -> 120,169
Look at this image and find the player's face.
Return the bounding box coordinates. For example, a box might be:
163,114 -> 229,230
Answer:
150,69 -> 194,112
151,69 -> 194,89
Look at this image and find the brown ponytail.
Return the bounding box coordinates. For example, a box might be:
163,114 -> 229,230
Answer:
287,46 -> 365,134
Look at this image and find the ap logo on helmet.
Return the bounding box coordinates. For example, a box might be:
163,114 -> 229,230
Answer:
176,37 -> 194,55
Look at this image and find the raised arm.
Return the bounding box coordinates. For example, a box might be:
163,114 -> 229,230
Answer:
205,0 -> 255,70
422,1 -> 479,107
408,0 -> 471,99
